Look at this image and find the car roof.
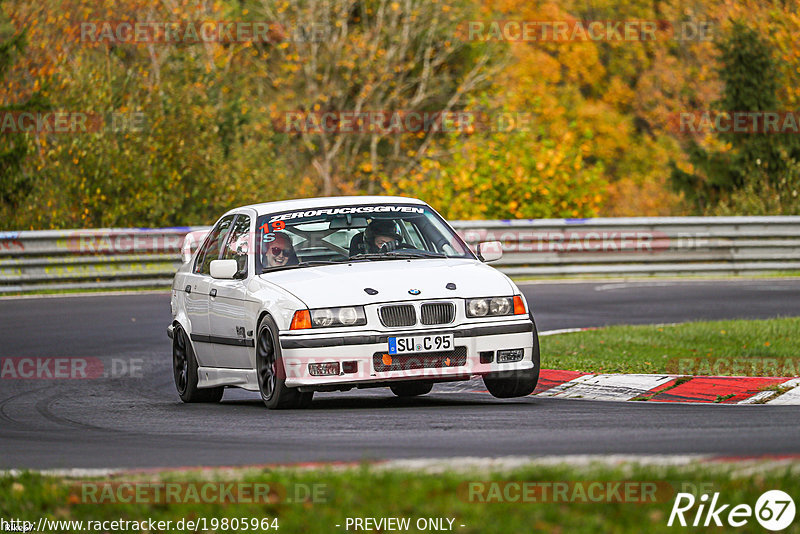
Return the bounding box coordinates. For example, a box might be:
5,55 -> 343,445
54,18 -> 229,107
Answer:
230,196 -> 428,217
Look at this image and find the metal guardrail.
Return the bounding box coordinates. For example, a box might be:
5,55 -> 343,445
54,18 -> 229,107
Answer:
1,217 -> 799,293
455,216 -> 800,277
0,227 -> 206,293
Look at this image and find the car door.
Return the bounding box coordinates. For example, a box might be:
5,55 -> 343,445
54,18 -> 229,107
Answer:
208,212 -> 255,369
186,214 -> 235,367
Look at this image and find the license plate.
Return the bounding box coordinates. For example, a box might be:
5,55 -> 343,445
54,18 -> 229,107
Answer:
388,334 -> 454,354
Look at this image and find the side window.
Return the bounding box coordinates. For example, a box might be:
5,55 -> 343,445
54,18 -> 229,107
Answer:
221,215 -> 251,279
194,215 -> 235,275
422,212 -> 470,256
400,220 -> 426,249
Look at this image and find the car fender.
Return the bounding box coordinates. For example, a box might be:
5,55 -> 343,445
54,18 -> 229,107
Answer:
245,282 -> 306,369
497,271 -> 532,312
170,271 -> 194,331
171,303 -> 191,338
169,270 -> 201,363
246,277 -> 308,332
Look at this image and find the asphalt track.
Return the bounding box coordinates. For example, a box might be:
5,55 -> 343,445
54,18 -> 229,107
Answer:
1,279 -> 799,469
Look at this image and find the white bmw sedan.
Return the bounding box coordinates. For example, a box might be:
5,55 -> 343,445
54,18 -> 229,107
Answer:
168,196 -> 539,409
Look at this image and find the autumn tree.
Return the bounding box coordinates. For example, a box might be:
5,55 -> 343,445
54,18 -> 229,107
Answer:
671,20 -> 800,213
0,11 -> 49,219
250,0 -> 496,196
1,0 -> 293,229
2,0 -> 800,229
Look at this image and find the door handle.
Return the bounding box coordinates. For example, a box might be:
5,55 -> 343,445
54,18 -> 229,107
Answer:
210,289 -> 217,297
184,285 -> 191,294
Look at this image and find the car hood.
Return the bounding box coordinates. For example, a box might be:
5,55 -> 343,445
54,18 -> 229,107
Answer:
257,258 -> 515,308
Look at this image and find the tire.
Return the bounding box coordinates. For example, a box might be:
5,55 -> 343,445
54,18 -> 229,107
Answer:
390,381 -> 433,397
256,316 -> 313,409
483,315 -> 540,399
172,324 -> 224,403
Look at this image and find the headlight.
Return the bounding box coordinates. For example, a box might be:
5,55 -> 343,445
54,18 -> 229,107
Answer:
467,299 -> 489,317
309,306 -> 366,328
314,308 -> 335,327
338,307 -> 359,325
466,296 -> 526,318
490,297 -> 511,315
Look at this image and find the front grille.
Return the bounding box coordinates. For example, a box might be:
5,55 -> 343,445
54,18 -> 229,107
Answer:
373,346 -> 467,372
379,304 -> 416,327
420,302 -> 455,325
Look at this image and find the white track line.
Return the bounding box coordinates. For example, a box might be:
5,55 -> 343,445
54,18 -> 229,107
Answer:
535,374 -> 596,397
8,454 -> 800,478
738,391 -> 775,404
1,468 -> 122,477
539,328 -> 593,336
768,378 -> 800,405
537,374 -> 675,401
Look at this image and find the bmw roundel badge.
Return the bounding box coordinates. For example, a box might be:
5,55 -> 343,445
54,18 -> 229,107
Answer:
408,289 -> 421,295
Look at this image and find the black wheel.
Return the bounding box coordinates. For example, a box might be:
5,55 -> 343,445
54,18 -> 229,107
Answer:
256,316 -> 313,409
390,381 -> 433,397
172,324 -> 223,403
483,315 -> 540,399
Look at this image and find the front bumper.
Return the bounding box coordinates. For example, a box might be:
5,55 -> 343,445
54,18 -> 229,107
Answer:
278,320 -> 535,388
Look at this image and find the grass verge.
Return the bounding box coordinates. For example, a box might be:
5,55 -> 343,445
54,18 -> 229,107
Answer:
540,317 -> 800,375
2,460 -> 799,534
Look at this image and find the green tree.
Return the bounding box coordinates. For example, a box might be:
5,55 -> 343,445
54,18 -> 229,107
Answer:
670,20 -> 800,213
0,22 -> 47,213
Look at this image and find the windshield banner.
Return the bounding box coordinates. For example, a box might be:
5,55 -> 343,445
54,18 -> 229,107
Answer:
268,205 -> 425,223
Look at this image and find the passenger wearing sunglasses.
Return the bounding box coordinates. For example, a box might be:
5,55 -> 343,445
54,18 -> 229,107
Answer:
263,232 -> 298,268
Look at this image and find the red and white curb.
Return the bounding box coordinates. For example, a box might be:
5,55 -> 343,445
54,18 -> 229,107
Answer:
531,327 -> 800,404
531,371 -> 800,404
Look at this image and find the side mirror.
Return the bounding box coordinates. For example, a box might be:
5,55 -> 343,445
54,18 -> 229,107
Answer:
476,241 -> 503,263
210,259 -> 238,279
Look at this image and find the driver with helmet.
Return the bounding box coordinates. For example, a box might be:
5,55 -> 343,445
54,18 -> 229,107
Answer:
363,219 -> 402,253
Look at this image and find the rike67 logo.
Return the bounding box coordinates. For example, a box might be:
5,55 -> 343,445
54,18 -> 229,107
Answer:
668,490 -> 796,531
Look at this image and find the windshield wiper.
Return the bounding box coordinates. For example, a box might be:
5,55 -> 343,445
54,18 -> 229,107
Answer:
349,250 -> 446,261
262,260 -> 344,273
387,250 -> 446,258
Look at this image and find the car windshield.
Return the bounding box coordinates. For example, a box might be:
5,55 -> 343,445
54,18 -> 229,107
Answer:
257,203 -> 474,272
